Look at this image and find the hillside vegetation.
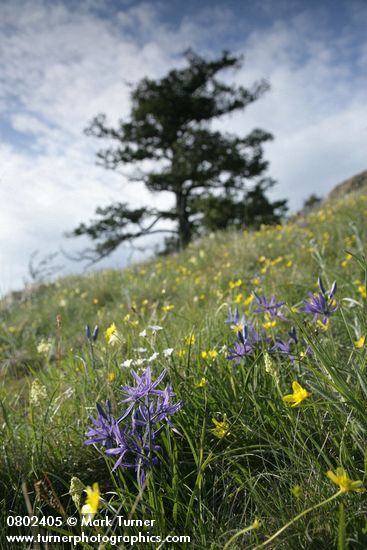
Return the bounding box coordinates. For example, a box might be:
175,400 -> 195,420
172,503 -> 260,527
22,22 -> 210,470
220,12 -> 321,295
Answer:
0,192 -> 366,549
327,169 -> 367,201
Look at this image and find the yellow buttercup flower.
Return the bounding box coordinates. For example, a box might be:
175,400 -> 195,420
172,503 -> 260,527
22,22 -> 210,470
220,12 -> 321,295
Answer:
105,323 -> 120,345
230,323 -> 244,333
263,320 -> 277,330
105,323 -> 117,342
291,485 -> 302,498
229,279 -> 242,289
316,319 -> 329,332
105,322 -> 117,339
341,254 -> 353,268
212,416 -> 230,438
201,350 -> 218,360
355,336 -> 365,349
244,294 -> 254,306
358,285 -> 366,299
283,381 -> 311,407
195,377 -> 208,389
251,518 -> 261,530
271,256 -> 283,266
81,483 -> 100,517
185,334 -> 196,346
162,304 -> 175,312
107,372 -> 116,383
326,468 -> 363,493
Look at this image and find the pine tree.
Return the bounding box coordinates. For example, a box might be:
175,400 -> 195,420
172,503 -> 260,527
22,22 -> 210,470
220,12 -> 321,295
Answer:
70,50 -> 287,262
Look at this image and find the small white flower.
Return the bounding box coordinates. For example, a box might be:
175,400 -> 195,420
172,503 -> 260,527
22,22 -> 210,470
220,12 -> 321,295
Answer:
139,329 -> 147,337
147,352 -> 159,362
147,325 -> 163,332
108,332 -> 121,346
132,358 -> 146,367
163,348 -> 174,357
134,347 -> 147,354
121,359 -> 133,368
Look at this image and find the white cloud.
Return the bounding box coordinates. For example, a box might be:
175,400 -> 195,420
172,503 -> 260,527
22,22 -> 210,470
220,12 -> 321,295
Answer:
214,15 -> 367,204
0,0 -> 366,294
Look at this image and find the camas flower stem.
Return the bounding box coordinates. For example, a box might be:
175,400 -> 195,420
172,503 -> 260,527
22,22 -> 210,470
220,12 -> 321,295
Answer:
88,339 -> 96,369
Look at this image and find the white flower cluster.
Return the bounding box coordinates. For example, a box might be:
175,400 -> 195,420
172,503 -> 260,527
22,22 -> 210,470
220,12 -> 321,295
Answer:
121,347 -> 174,368
29,378 -> 47,407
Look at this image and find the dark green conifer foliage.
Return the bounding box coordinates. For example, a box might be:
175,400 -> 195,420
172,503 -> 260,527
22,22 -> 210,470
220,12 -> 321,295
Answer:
70,50 -> 287,261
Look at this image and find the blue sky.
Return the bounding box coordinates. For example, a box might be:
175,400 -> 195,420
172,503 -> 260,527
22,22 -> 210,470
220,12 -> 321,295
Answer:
0,0 -> 366,294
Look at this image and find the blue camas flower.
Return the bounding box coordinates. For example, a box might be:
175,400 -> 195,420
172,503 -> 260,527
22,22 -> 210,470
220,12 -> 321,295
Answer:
271,327 -> 298,362
253,292 -> 286,320
225,307 -> 246,332
225,307 -> 240,325
304,278 -> 338,323
84,400 -> 117,449
119,367 -> 167,403
227,323 -> 265,364
84,368 -> 183,486
85,324 -> 99,342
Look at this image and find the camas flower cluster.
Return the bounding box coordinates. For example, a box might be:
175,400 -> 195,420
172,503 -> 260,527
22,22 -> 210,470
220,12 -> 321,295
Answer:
226,277 -> 337,364
304,277 -> 338,324
84,367 -> 183,486
226,317 -> 267,364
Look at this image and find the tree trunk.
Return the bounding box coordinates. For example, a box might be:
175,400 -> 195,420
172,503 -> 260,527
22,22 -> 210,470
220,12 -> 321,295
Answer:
175,192 -> 191,250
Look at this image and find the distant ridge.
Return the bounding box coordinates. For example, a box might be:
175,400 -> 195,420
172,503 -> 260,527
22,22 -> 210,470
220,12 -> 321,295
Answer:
327,169 -> 367,200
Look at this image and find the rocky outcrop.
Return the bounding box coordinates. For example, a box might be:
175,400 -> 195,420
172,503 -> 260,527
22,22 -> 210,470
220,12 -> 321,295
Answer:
327,169 -> 367,201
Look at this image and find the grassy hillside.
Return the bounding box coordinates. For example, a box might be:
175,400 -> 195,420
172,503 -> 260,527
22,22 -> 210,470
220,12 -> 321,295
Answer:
1,192 -> 366,549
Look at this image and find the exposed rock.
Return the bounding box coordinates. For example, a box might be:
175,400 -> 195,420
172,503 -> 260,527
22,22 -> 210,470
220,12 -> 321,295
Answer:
327,169 -> 367,201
